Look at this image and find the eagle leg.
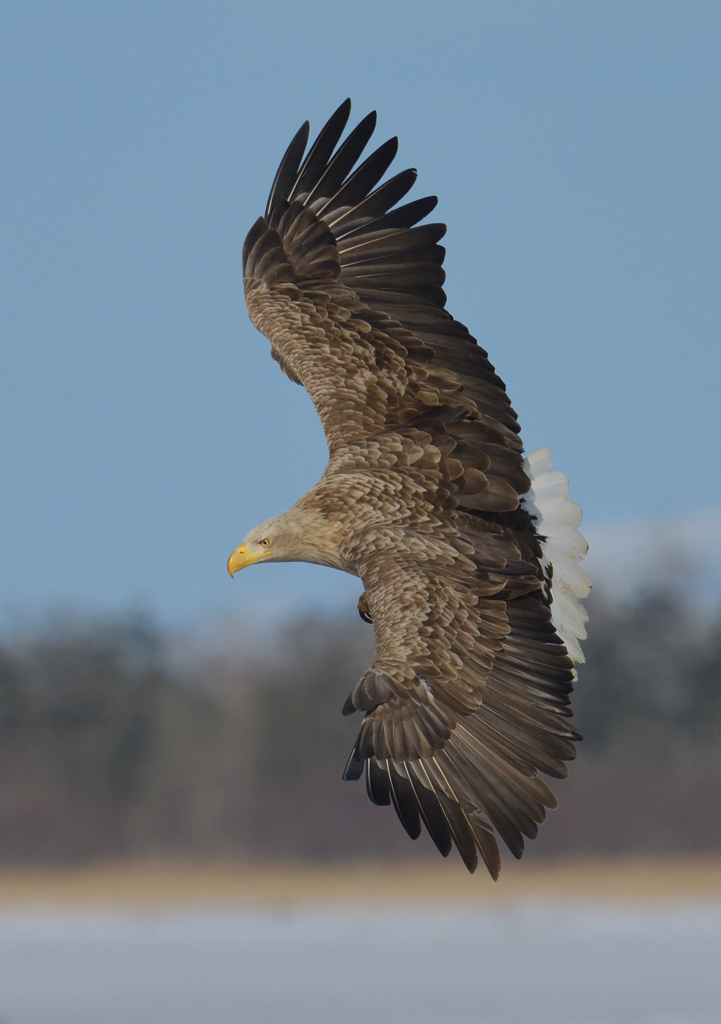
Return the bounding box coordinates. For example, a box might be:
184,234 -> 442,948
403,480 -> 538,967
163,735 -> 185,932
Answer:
357,592 -> 373,624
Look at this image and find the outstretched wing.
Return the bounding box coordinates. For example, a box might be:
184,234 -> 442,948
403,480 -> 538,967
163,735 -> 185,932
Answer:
342,510 -> 581,878
243,98 -> 528,514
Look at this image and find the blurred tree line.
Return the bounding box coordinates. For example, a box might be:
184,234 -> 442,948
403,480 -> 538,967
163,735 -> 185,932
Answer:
0,584 -> 719,864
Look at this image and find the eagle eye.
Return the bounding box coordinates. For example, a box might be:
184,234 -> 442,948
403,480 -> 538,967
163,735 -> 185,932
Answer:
260,538 -> 271,547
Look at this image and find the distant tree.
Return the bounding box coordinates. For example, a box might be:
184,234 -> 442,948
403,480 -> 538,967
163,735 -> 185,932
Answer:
253,612 -> 373,787
0,588 -> 719,862
574,588 -> 721,767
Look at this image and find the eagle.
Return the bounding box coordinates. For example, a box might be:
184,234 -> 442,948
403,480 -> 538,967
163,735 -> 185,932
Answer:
227,100 -> 590,877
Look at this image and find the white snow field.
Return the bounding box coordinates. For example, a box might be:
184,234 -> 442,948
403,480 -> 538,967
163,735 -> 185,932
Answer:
0,903 -> 718,1024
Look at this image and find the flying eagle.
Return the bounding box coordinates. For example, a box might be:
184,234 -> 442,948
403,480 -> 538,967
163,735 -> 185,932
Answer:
227,100 -> 590,877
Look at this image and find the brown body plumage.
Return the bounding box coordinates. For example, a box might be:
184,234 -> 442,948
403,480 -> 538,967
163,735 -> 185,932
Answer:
229,100 -> 589,877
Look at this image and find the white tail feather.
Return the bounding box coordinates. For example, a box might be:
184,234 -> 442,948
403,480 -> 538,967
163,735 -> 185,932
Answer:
521,448 -> 591,666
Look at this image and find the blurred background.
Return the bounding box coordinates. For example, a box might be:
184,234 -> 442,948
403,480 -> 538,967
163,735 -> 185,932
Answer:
1,594 -> 720,865
1,1 -> 720,1022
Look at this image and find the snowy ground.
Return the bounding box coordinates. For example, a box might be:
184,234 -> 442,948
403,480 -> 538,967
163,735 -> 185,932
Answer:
0,903 -> 718,1024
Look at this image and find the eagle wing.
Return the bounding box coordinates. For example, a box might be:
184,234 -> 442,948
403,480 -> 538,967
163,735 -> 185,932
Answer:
341,513 -> 580,877
243,99 -> 527,514
243,100 -> 587,876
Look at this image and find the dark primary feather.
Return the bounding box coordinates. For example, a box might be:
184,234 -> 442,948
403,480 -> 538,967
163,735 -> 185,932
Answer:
265,121 -> 310,220
328,169 -> 418,235
289,98 -> 351,204
303,112 -> 378,212
318,137 -> 399,220
342,194 -> 440,236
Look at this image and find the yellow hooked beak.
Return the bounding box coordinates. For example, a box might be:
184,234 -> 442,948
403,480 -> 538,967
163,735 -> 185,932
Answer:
227,544 -> 255,578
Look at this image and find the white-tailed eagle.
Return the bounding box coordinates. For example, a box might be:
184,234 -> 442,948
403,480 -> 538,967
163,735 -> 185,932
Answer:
228,100 -> 590,877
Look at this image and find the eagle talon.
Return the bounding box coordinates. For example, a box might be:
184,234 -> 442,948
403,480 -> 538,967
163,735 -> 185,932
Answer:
357,592 -> 373,624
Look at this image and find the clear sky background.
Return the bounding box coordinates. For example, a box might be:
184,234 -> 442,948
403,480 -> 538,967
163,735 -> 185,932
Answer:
2,1 -> 720,631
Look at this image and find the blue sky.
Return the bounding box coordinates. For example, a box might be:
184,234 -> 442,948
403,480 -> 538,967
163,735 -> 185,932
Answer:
2,1 -> 720,628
